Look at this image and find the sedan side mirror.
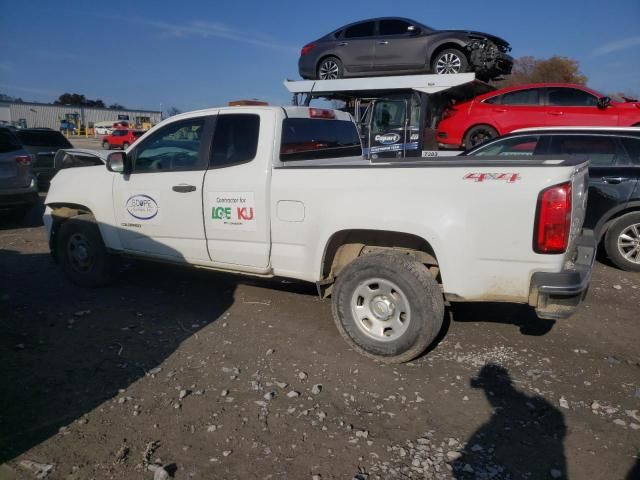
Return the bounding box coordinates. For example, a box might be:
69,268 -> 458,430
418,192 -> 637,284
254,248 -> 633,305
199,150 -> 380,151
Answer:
407,25 -> 421,35
106,151 -> 126,173
597,96 -> 611,109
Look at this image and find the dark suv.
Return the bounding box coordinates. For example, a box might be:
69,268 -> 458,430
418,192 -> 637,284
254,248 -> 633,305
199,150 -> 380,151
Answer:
15,128 -> 73,188
463,127 -> 640,271
298,17 -> 512,82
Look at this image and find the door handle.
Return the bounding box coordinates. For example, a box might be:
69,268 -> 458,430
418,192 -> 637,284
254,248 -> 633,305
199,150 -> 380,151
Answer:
172,184 -> 196,193
602,176 -> 629,184
548,111 -> 564,116
493,108 -> 506,113
377,41 -> 389,45
338,42 -> 348,46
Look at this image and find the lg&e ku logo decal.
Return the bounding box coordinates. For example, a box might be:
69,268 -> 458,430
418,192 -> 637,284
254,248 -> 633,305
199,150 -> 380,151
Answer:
212,206 -> 254,221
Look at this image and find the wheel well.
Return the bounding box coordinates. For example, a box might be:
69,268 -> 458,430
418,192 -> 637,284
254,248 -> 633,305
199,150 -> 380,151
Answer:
320,230 -> 440,296
598,206 -> 640,242
430,43 -> 468,66
316,54 -> 341,74
47,203 -> 95,258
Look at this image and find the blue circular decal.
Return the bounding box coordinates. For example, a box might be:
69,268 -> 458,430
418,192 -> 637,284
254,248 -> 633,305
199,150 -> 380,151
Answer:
126,194 -> 159,220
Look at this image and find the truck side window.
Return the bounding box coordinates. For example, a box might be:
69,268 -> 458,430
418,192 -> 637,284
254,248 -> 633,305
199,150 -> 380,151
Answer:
622,138 -> 640,165
210,114 -> 260,168
132,118 -> 205,172
371,100 -> 406,135
280,119 -> 362,161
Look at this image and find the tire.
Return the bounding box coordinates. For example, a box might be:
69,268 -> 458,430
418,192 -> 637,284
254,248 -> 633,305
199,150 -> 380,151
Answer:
317,57 -> 343,80
604,212 -> 640,272
122,142 -> 129,150
463,125 -> 498,149
102,141 -> 110,150
57,214 -> 119,287
432,48 -> 469,75
331,253 -> 445,363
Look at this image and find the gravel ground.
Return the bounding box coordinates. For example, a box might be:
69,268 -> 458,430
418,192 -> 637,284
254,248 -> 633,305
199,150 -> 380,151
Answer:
0,200 -> 638,480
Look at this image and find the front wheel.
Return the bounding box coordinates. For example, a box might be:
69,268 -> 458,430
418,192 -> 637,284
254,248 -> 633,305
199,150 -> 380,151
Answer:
102,141 -> 110,150
604,212 -> 640,271
432,48 -> 469,75
317,57 -> 343,80
57,214 -> 119,287
331,253 -> 444,363
122,142 -> 129,150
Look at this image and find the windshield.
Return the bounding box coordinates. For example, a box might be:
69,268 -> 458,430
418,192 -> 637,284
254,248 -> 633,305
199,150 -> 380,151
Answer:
17,130 -> 72,148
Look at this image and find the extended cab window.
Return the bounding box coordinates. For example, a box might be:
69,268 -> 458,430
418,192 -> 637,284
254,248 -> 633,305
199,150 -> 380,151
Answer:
500,89 -> 540,106
280,119 -> 362,161
472,135 -> 541,156
344,22 -> 375,38
210,114 -> 260,167
548,135 -> 624,166
547,88 -> 597,107
132,118 -> 205,172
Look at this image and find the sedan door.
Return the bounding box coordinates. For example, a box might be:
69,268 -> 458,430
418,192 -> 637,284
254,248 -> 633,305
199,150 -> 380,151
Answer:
338,21 -> 377,73
486,88 -> 548,132
547,134 -> 636,233
372,19 -> 426,72
545,87 -> 619,126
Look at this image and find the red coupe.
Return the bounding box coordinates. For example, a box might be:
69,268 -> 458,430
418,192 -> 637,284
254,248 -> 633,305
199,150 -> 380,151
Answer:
437,83 -> 640,148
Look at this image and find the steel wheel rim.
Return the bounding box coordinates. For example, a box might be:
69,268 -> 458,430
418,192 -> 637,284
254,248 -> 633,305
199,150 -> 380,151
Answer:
436,53 -> 462,74
350,278 -> 411,342
617,222 -> 640,264
67,232 -> 94,273
319,60 -> 340,80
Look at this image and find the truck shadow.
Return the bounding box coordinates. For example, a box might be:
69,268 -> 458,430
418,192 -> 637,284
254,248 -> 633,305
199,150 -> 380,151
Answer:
0,241 -> 237,463
448,302 -> 556,336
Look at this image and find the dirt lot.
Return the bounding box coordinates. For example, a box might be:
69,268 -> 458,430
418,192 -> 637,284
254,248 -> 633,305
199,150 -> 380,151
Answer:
1,200 -> 639,480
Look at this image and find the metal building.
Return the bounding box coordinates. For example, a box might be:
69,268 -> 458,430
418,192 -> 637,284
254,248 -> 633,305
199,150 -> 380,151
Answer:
0,101 -> 162,130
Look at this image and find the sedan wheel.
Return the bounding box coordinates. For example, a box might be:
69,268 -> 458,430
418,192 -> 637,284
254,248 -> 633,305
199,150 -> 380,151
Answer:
433,48 -> 469,75
318,57 -> 343,80
617,223 -> 640,264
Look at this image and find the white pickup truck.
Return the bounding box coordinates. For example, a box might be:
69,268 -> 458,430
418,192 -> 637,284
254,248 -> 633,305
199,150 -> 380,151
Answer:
44,106 -> 596,362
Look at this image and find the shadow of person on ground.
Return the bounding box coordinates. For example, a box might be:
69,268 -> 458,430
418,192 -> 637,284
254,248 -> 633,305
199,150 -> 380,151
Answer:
452,363 -> 567,479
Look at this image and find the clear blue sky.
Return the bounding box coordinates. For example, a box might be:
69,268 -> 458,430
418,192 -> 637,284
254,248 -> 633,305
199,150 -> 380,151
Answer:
1,0 -> 639,112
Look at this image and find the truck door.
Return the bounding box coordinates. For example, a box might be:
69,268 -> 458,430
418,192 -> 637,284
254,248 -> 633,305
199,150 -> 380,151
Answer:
112,115 -> 213,263
368,99 -> 409,160
202,110 -> 272,272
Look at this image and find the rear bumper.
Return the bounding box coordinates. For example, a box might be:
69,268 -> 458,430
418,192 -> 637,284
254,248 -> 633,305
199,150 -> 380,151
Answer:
528,230 -> 596,320
0,180 -> 39,208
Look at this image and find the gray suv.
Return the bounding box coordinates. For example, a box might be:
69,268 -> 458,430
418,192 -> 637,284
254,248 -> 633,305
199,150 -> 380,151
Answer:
0,127 -> 38,217
298,17 -> 512,82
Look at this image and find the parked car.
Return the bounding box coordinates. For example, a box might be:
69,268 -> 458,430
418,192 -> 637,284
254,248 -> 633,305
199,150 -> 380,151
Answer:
44,106 -> 594,363
298,17 -> 512,82
102,128 -> 144,150
94,121 -> 117,136
437,83 -> 640,149
462,126 -> 640,271
0,126 -> 38,218
15,128 -> 73,188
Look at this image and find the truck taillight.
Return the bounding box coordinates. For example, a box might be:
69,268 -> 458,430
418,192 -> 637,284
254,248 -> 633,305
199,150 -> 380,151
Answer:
309,108 -> 335,119
534,182 -> 572,254
15,155 -> 32,165
301,43 -> 316,56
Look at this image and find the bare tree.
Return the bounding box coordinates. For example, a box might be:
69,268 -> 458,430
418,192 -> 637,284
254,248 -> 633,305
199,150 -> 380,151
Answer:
494,56 -> 588,87
166,107 -> 182,117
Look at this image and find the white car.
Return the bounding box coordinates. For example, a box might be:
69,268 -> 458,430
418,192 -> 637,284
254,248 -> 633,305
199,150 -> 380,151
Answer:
93,121 -> 115,136
43,105 -> 595,362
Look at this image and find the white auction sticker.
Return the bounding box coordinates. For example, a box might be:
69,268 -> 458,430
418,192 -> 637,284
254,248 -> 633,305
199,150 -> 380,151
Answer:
209,192 -> 256,231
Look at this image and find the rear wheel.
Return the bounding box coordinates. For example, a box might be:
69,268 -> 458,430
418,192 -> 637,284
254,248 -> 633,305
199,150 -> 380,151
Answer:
57,214 -> 119,287
604,212 -> 640,271
102,141 -> 110,150
432,48 -> 469,75
317,57 -> 343,80
332,253 -> 444,363
463,124 -> 498,148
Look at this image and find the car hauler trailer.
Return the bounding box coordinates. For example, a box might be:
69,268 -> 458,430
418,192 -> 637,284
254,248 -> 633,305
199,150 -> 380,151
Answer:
284,73 -> 493,160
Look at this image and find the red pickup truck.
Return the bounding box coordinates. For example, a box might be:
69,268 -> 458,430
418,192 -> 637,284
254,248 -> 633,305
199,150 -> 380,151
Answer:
102,129 -> 144,150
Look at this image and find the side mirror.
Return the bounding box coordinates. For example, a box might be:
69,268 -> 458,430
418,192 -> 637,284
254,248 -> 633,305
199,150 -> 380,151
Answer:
106,151 -> 126,173
597,96 -> 611,109
407,25 -> 421,35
